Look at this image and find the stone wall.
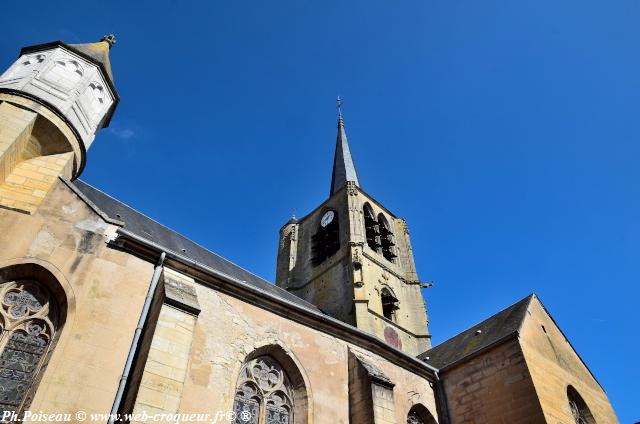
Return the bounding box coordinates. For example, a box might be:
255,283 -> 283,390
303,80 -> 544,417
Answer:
174,281 -> 438,423
0,95 -> 79,213
131,304 -> 196,421
0,180 -> 154,415
440,338 -> 546,424
348,352 -> 375,423
519,298 -> 619,423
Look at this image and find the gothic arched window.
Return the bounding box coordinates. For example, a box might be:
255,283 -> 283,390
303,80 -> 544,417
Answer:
233,356 -> 295,424
567,386 -> 596,424
0,280 -> 59,416
363,204 -> 380,252
378,214 -> 397,263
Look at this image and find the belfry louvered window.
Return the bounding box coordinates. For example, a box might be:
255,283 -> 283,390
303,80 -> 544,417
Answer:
233,356 -> 295,424
377,214 -> 397,262
363,204 -> 381,252
311,210 -> 340,266
0,280 -> 59,416
381,287 -> 399,321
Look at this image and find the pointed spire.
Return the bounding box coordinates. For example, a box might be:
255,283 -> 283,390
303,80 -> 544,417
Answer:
330,97 -> 360,196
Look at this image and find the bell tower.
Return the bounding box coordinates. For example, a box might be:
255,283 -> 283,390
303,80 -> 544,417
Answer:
276,103 -> 431,355
0,36 -> 118,213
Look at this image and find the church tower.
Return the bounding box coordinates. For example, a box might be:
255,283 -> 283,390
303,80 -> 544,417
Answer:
276,104 -> 431,355
0,36 -> 118,213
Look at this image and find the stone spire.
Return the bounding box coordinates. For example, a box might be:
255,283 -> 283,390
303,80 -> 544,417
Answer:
330,97 -> 360,196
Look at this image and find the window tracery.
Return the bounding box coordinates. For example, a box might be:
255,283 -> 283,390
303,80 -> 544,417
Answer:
0,280 -> 58,416
233,356 -> 294,424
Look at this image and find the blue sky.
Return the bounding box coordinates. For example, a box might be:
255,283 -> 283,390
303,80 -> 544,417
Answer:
1,1 -> 637,421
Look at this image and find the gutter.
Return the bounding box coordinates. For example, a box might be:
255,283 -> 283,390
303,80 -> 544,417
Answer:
114,227 -> 440,380
108,251 -> 165,424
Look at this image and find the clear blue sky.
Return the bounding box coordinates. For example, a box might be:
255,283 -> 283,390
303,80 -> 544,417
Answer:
1,1 -> 636,421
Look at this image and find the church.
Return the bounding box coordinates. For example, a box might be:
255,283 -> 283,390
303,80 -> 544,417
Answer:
0,36 -> 619,423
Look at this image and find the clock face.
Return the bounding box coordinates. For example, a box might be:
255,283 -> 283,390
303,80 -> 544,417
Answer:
320,210 -> 335,227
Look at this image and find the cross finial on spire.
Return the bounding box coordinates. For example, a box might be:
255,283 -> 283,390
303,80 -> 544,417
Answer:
337,96 -> 343,121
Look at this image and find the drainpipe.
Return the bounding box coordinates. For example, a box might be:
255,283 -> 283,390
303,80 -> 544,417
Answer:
434,371 -> 452,424
108,251 -> 165,424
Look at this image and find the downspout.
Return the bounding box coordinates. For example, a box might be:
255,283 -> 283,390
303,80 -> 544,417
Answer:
108,251 -> 166,424
434,371 -> 452,424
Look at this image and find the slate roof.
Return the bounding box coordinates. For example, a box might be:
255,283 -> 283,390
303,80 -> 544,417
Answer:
71,179 -> 321,313
330,114 -> 360,196
418,294 -> 534,370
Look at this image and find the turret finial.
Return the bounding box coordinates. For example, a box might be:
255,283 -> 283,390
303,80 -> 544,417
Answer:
101,34 -> 117,49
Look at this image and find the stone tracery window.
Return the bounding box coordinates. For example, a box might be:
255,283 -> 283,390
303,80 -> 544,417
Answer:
233,356 -> 294,424
0,280 -> 59,416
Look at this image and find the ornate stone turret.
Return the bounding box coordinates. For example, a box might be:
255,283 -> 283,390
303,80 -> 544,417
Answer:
0,36 -> 118,213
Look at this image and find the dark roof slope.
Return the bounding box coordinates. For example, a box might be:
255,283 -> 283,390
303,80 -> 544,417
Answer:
418,294 -> 534,370
71,179 -> 321,313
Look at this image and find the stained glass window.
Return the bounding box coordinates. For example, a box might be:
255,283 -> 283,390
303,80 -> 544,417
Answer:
233,356 -> 294,424
0,281 -> 57,417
